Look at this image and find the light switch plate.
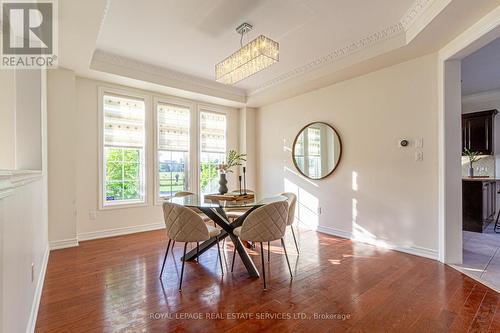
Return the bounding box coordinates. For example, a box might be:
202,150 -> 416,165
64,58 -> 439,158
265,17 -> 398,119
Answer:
415,151 -> 424,161
415,137 -> 424,148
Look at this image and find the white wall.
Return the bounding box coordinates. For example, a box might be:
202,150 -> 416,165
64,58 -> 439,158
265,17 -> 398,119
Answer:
16,70 -> 43,170
239,107 -> 257,191
256,53 -> 439,258
0,71 -> 16,170
1,173 -> 49,333
0,70 -> 49,333
47,69 -> 78,246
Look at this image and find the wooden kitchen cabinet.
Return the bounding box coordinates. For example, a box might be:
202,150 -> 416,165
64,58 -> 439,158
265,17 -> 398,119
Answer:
462,110 -> 498,155
463,180 -> 496,233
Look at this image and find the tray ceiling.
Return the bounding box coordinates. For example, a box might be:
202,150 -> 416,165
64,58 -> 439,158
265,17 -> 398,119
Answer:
95,0 -> 416,92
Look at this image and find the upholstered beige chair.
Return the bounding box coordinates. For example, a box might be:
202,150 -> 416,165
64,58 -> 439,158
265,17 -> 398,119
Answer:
160,202 -> 223,291
231,200 -> 292,289
281,192 -> 299,253
174,191 -> 214,225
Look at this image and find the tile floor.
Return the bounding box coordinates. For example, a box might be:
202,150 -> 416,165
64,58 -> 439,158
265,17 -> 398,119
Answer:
453,222 -> 500,292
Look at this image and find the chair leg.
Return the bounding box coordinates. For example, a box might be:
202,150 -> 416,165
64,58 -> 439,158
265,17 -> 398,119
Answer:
196,242 -> 200,263
281,238 -> 293,279
495,209 -> 500,233
179,242 -> 188,292
159,239 -> 171,278
290,225 -> 299,254
231,244 -> 237,272
216,236 -> 224,276
260,242 -> 267,290
268,241 -> 271,263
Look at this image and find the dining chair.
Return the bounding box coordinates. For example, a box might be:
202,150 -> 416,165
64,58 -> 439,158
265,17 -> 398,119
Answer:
281,192 -> 299,253
231,200 -> 292,289
174,191 -> 215,225
160,202 -> 224,291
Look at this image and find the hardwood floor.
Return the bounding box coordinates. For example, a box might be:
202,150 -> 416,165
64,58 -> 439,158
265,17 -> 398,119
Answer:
36,229 -> 500,332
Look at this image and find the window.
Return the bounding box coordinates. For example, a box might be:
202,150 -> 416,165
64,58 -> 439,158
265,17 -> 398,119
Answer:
156,102 -> 190,198
295,127 -> 322,179
101,93 -> 146,206
307,127 -> 322,177
200,111 -> 226,194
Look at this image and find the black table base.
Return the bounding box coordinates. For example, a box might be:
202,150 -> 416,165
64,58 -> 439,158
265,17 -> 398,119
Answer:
182,206 -> 261,277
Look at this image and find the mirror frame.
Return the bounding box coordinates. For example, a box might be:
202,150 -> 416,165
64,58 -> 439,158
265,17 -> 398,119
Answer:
291,122 -> 343,180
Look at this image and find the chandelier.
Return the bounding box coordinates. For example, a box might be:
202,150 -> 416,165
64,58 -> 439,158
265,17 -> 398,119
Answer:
215,23 -> 279,85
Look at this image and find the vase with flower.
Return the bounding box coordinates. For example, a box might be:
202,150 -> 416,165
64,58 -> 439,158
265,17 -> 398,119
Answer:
217,150 -> 246,194
464,148 -> 480,177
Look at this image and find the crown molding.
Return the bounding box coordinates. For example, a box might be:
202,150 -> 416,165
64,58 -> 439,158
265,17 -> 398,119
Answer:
91,50 -> 246,103
248,0 -> 437,96
96,0 -> 113,42
400,0 -> 435,30
248,23 -> 405,95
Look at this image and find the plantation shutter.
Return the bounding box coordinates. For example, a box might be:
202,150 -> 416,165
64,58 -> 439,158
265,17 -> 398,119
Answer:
157,103 -> 190,152
103,94 -> 145,148
200,111 -> 226,153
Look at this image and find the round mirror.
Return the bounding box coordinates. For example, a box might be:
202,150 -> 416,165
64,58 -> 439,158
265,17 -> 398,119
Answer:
292,122 -> 342,180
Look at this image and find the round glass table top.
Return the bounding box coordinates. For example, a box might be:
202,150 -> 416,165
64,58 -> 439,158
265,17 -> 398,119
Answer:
167,194 -> 287,209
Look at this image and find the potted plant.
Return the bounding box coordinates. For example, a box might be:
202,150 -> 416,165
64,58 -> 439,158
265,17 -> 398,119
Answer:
218,150 -> 246,194
464,148 -> 480,177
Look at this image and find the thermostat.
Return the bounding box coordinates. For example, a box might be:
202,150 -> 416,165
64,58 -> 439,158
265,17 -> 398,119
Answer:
399,139 -> 409,147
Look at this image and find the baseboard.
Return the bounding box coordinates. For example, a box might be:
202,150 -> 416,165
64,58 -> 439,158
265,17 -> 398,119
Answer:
50,238 -> 79,250
317,225 -> 438,260
78,222 -> 165,242
26,244 -> 50,333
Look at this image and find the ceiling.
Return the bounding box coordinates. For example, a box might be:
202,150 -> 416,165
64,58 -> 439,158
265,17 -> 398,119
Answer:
96,0 -> 413,91
58,0 -> 500,107
462,36 -> 500,96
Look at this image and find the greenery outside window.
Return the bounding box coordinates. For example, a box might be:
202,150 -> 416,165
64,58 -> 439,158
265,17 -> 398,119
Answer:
200,111 -> 226,194
157,102 -> 190,198
102,93 -> 146,206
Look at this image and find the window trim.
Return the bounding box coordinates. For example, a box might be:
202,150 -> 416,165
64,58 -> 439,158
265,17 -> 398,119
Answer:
98,86 -> 150,210
153,96 -> 196,205
197,105 -> 230,195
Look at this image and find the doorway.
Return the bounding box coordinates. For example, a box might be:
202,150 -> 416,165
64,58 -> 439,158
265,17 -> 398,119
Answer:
440,8 -> 500,292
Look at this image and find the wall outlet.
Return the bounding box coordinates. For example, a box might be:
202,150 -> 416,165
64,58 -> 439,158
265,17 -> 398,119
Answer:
415,151 -> 424,161
89,210 -> 96,220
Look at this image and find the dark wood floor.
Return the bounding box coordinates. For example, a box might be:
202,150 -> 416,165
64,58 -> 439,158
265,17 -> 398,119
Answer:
36,228 -> 500,332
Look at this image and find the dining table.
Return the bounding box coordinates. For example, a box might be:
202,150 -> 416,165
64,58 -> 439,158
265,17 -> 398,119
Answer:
167,193 -> 287,278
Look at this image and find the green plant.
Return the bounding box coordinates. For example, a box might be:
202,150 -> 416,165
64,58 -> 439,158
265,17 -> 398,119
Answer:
105,148 -> 141,201
200,163 -> 218,191
464,148 -> 480,168
219,150 -> 246,173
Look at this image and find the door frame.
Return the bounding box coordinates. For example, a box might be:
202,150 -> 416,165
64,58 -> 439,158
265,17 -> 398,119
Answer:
438,6 -> 500,263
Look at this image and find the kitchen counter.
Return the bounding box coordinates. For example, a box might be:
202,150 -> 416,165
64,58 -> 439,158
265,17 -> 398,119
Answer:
463,179 -> 497,233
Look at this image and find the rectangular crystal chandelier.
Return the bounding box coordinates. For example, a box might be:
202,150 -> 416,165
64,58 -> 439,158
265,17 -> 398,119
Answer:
216,35 -> 279,85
